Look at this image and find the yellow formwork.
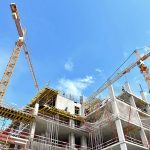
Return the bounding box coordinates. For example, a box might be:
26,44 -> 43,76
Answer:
29,87 -> 59,107
28,87 -> 84,122
0,106 -> 34,123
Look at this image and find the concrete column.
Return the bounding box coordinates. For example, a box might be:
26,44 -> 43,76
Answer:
80,96 -> 84,117
140,91 -> 147,101
69,119 -> 75,149
125,82 -> 143,125
30,121 -> 36,139
115,120 -> 128,150
69,132 -> 75,150
81,135 -> 87,150
125,82 -> 149,148
140,129 -> 149,148
108,85 -> 128,150
146,105 -> 150,114
55,95 -> 58,108
140,91 -> 150,114
69,119 -> 75,128
34,103 -> 39,115
125,82 -> 150,122
125,82 -> 136,107
30,103 -> 39,139
108,85 -> 119,115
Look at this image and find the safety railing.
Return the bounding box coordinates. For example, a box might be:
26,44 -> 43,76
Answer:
125,135 -> 148,147
89,137 -> 119,150
0,102 -> 34,115
38,113 -> 86,131
59,91 -> 79,102
33,135 -> 67,148
33,135 -> 85,149
142,122 -> 150,130
137,107 -> 148,114
0,127 -> 30,140
116,97 -> 131,105
118,113 -> 141,127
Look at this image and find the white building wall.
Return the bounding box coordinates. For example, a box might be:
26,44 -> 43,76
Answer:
55,95 -> 81,115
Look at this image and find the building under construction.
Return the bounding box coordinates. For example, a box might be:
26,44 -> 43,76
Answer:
0,3 -> 150,150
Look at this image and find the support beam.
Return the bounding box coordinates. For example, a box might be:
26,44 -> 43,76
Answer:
139,88 -> 150,114
125,82 -> 149,148
69,132 -> 75,150
81,135 -> 87,150
140,129 -> 149,148
30,103 -> 39,139
69,119 -> 75,128
125,82 -> 136,107
69,119 -> 75,149
140,91 -> 147,101
80,96 -> 84,117
108,85 -> 128,150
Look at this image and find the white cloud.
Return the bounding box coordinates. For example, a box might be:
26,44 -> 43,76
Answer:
64,59 -> 74,71
57,76 -> 94,98
95,68 -> 103,73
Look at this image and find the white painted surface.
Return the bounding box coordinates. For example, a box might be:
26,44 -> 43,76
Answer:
55,95 -> 81,115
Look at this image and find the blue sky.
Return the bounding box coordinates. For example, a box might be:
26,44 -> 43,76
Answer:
0,0 -> 150,107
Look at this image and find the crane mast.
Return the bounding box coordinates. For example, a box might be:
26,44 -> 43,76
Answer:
10,3 -> 39,92
0,40 -> 23,101
86,51 -> 150,104
0,3 -> 39,101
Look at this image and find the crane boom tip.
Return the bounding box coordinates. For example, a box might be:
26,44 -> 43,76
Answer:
10,3 -> 17,13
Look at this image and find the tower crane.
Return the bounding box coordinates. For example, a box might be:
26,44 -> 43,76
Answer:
86,50 -> 150,105
135,50 -> 150,92
0,3 -> 39,102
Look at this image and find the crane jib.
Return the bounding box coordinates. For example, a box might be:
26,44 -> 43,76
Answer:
87,51 -> 150,103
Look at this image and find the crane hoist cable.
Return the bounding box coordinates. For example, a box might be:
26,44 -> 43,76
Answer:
23,43 -> 39,91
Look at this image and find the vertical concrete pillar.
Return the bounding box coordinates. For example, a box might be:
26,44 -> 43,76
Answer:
108,85 -> 128,150
30,121 -> 36,139
125,82 -> 136,107
69,119 -> 75,149
125,82 -> 142,125
80,96 -> 84,117
69,132 -> 75,150
140,91 -> 150,114
69,119 -> 75,128
81,135 -> 87,150
30,103 -> 39,139
140,91 -> 147,101
140,129 -> 149,148
146,105 -> 150,114
125,82 -> 149,148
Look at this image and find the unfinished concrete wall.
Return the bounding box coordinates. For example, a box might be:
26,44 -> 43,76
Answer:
55,95 -> 81,115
